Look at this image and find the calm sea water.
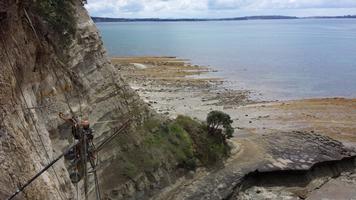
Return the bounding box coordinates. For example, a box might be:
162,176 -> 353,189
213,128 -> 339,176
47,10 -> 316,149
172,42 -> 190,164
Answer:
96,19 -> 356,100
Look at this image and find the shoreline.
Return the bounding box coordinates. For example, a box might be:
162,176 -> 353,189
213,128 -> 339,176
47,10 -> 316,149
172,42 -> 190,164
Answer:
112,56 -> 356,102
112,56 -> 356,199
112,55 -> 356,144
112,56 -> 355,117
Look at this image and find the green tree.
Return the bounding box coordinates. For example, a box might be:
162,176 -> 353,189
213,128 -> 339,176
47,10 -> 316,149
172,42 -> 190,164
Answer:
207,111 -> 234,139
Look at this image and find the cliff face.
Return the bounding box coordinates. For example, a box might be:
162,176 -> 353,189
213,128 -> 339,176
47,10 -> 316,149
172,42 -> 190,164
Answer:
0,1 -> 178,199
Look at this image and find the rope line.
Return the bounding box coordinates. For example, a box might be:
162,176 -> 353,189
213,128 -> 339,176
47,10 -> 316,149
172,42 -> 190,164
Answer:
55,59 -> 85,117
93,167 -> 102,200
5,119 -> 131,200
6,141 -> 79,200
4,6 -> 138,200
82,129 -> 89,200
52,66 -> 76,116
49,29 -> 100,200
0,32 -> 67,200
23,9 -> 88,200
95,119 -> 132,152
23,9 -> 41,44
8,17 -> 70,196
90,142 -> 102,200
51,56 -> 86,200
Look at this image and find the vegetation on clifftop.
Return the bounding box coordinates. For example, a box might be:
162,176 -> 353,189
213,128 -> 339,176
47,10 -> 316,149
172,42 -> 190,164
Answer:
34,0 -> 76,46
140,115 -> 232,171
102,114 -> 231,186
207,110 -> 234,140
133,115 -> 231,174
176,115 -> 231,166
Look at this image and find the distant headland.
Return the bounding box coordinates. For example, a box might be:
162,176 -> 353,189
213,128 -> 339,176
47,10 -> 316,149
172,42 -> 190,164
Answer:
92,15 -> 356,22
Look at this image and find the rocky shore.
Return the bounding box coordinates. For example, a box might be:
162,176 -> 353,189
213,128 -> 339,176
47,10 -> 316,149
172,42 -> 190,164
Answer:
112,57 -> 255,119
112,56 -> 356,200
3,1 -> 354,199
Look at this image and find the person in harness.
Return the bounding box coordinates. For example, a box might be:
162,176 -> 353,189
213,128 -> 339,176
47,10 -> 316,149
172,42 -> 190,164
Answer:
59,113 -> 96,183
81,119 -> 94,141
81,119 -> 97,167
59,112 -> 80,139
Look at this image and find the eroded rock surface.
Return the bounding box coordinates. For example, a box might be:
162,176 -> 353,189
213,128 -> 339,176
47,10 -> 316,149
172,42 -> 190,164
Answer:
260,132 -> 356,171
2,1 -> 356,200
115,56 -> 356,200
0,1 -> 182,200
154,131 -> 356,200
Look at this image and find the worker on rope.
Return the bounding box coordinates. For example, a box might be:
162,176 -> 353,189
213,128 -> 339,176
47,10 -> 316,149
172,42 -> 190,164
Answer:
81,119 -> 94,141
81,119 -> 97,167
59,112 -> 96,183
59,112 -> 80,139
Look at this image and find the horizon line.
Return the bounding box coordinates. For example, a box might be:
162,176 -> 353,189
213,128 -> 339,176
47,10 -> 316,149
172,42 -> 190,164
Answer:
91,14 -> 356,21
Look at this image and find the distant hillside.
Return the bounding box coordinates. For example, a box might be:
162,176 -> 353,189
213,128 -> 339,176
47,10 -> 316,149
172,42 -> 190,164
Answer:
92,15 -> 298,22
307,15 -> 356,19
92,15 -> 356,22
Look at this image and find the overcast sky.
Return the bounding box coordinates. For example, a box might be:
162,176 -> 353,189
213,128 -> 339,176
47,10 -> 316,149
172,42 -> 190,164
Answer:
85,0 -> 356,18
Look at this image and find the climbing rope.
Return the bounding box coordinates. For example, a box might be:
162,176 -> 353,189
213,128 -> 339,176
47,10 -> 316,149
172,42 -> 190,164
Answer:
90,142 -> 102,200
95,119 -> 132,152
23,9 -> 88,200
3,6 -> 81,200
93,169 -> 102,200
0,31 -> 67,200
5,118 -> 131,200
55,59 -> 85,116
3,7 -> 140,200
82,129 -> 89,200
52,59 -> 88,200
6,141 -> 79,200
51,66 -> 76,116
47,24 -> 107,200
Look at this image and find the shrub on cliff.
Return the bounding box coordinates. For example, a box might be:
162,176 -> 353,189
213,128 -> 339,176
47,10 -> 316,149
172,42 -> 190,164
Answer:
207,110 -> 234,140
106,115 -> 230,183
176,115 -> 231,166
35,0 -> 76,47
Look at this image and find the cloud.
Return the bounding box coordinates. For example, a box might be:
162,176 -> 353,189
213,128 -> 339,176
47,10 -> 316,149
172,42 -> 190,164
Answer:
121,0 -> 144,12
207,0 -> 356,10
208,0 -> 253,10
85,0 -> 356,17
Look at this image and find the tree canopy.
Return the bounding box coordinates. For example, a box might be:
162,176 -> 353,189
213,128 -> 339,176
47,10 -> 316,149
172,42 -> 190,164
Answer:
206,111 -> 234,139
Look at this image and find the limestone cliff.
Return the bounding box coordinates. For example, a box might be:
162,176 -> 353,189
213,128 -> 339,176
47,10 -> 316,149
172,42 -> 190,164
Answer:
0,1 -> 191,199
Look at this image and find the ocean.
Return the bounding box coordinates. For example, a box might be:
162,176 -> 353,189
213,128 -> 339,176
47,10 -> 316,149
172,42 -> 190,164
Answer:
96,19 -> 356,100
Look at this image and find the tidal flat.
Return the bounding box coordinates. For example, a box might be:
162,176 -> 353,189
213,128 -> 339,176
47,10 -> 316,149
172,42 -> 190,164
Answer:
111,56 -> 356,199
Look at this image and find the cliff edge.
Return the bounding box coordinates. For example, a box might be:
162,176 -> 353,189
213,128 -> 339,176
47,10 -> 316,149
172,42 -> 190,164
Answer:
0,1 -> 201,199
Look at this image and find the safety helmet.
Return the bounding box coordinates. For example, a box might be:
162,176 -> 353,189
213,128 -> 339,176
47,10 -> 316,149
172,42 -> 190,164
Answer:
81,120 -> 90,129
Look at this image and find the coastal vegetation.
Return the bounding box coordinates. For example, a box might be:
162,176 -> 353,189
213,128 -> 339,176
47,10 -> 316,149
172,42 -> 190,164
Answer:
176,115 -> 231,166
207,110 -> 234,140
34,0 -> 76,47
106,114 -> 231,182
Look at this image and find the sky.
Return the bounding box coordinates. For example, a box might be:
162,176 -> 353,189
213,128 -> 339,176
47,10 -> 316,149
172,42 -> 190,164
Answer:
85,0 -> 356,18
